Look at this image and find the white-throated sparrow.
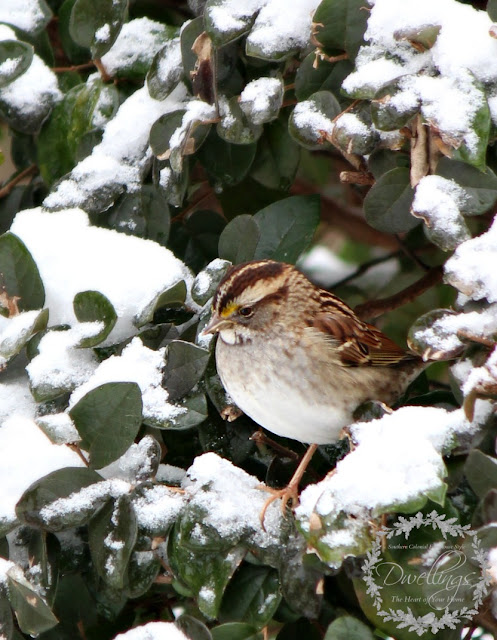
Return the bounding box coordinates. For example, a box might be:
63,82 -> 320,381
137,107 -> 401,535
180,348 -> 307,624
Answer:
202,259 -> 425,515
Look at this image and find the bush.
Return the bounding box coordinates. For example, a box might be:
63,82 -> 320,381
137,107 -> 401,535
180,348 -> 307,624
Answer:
0,0 -> 497,638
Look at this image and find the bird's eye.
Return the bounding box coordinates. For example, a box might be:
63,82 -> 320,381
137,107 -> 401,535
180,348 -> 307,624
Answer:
239,306 -> 253,317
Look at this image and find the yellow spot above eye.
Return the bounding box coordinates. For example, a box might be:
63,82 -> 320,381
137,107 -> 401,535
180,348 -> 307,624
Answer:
220,302 -> 239,318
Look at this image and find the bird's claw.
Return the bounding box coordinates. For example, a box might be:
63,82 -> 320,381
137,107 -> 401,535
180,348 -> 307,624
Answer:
258,483 -> 300,530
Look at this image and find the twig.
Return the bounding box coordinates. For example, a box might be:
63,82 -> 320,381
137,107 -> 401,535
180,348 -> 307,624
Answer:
250,430 -> 300,461
394,234 -> 430,271
52,61 -> 96,73
462,626 -> 476,640
354,265 -> 444,320
457,330 -> 496,348
66,444 -> 89,466
94,58 -> 112,83
0,165 -> 38,199
329,252 -> 399,289
339,170 -> 375,185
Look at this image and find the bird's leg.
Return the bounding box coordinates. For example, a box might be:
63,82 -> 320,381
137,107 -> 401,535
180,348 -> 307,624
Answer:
259,443 -> 318,527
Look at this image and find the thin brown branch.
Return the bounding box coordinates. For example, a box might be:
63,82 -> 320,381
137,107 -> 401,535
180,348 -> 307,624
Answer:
94,58 -> 112,83
339,170 -> 375,185
457,329 -> 496,348
462,626 -> 476,640
354,265 -> 444,321
52,61 -> 96,73
66,444 -> 89,466
0,164 -> 37,199
250,430 -> 300,461
394,234 -> 430,271
329,251 -> 400,289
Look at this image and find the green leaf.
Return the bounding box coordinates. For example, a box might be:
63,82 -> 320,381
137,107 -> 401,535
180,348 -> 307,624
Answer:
38,79 -> 119,185
250,116 -> 300,191
69,382 -> 143,468
212,623 -> 263,640
146,38 -> 183,101
451,79 -> 490,170
192,259 -> 231,306
205,0 -> 256,46
108,185 -> 171,247
295,52 -> 354,102
489,0 -> 497,21
0,308 -> 48,365
324,617 -> 374,640
7,574 -> 58,636
73,290 -> 117,347
176,615 -> 213,640
0,41 -> 34,89
163,341 -> 210,403
464,449 -> 497,498
289,91 -> 340,150
313,0 -> 369,59
218,215 -> 260,264
127,549 -> 161,598
436,157 -> 497,215
0,232 -> 45,313
180,16 -> 204,92
276,619 -> 320,640
89,495 -> 137,589
197,129 -> 257,186
58,0 -> 91,64
368,149 -> 410,179
364,168 -> 418,233
134,280 -> 187,328
69,0 -> 127,58
27,532 -> 59,607
0,596 -> 13,640
220,565 -> 281,628
217,96 -> 263,145
253,194 -> 320,263
16,467 -> 103,531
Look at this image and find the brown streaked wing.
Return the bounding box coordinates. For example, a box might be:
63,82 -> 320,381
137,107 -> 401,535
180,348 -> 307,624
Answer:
313,290 -> 414,366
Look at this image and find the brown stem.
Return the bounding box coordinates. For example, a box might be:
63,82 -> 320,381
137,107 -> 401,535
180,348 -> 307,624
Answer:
461,627 -> 476,640
94,58 -> 112,83
52,61 -> 96,73
67,444 -> 89,466
329,251 -> 400,289
250,430 -> 300,461
0,165 -> 37,199
339,170 -> 375,185
394,234 -> 430,271
354,266 -> 444,320
457,329 -> 496,348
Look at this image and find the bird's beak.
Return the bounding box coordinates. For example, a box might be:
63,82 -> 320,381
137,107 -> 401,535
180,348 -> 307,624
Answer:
201,312 -> 229,336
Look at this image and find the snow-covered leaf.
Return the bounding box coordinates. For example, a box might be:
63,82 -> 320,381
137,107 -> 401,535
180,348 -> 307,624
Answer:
73,290 -> 116,347
313,0 -> 369,59
192,259 -> 231,306
0,309 -> 48,367
69,0 -> 127,58
16,467 -> 103,531
146,37 -> 183,101
289,90 -> 340,150
88,494 -> 137,589
217,96 -> 263,145
0,41 -> 33,89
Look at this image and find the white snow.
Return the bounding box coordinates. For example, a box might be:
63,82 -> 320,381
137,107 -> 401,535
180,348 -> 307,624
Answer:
166,99 -> 217,166
26,325 -> 99,398
183,452 -> 282,547
343,0 -> 497,152
98,436 -> 157,482
206,0 -> 264,34
114,622 -> 188,640
0,0 -> 50,34
247,0 -> 321,58
101,18 -> 170,76
0,372 -> 37,426
154,37 -> 183,91
95,24 -> 111,43
36,413 -> 81,445
292,99 -> 334,143
335,113 -> 370,138
39,479 -> 130,528
11,208 -> 193,345
462,346 -> 497,399
132,484 -> 186,533
0,417 -> 84,527
69,338 -> 186,426
239,77 -> 283,125
444,216 -> 497,302
412,175 -> 470,250
43,83 -> 187,210
412,305 -> 497,359
0,310 -> 44,367
296,405 -> 478,549
0,53 -> 61,122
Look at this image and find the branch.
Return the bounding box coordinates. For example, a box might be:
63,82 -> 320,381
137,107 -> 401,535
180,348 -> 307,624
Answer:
0,165 -> 38,199
354,266 -> 443,320
52,62 -> 96,73
329,251 -> 399,289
